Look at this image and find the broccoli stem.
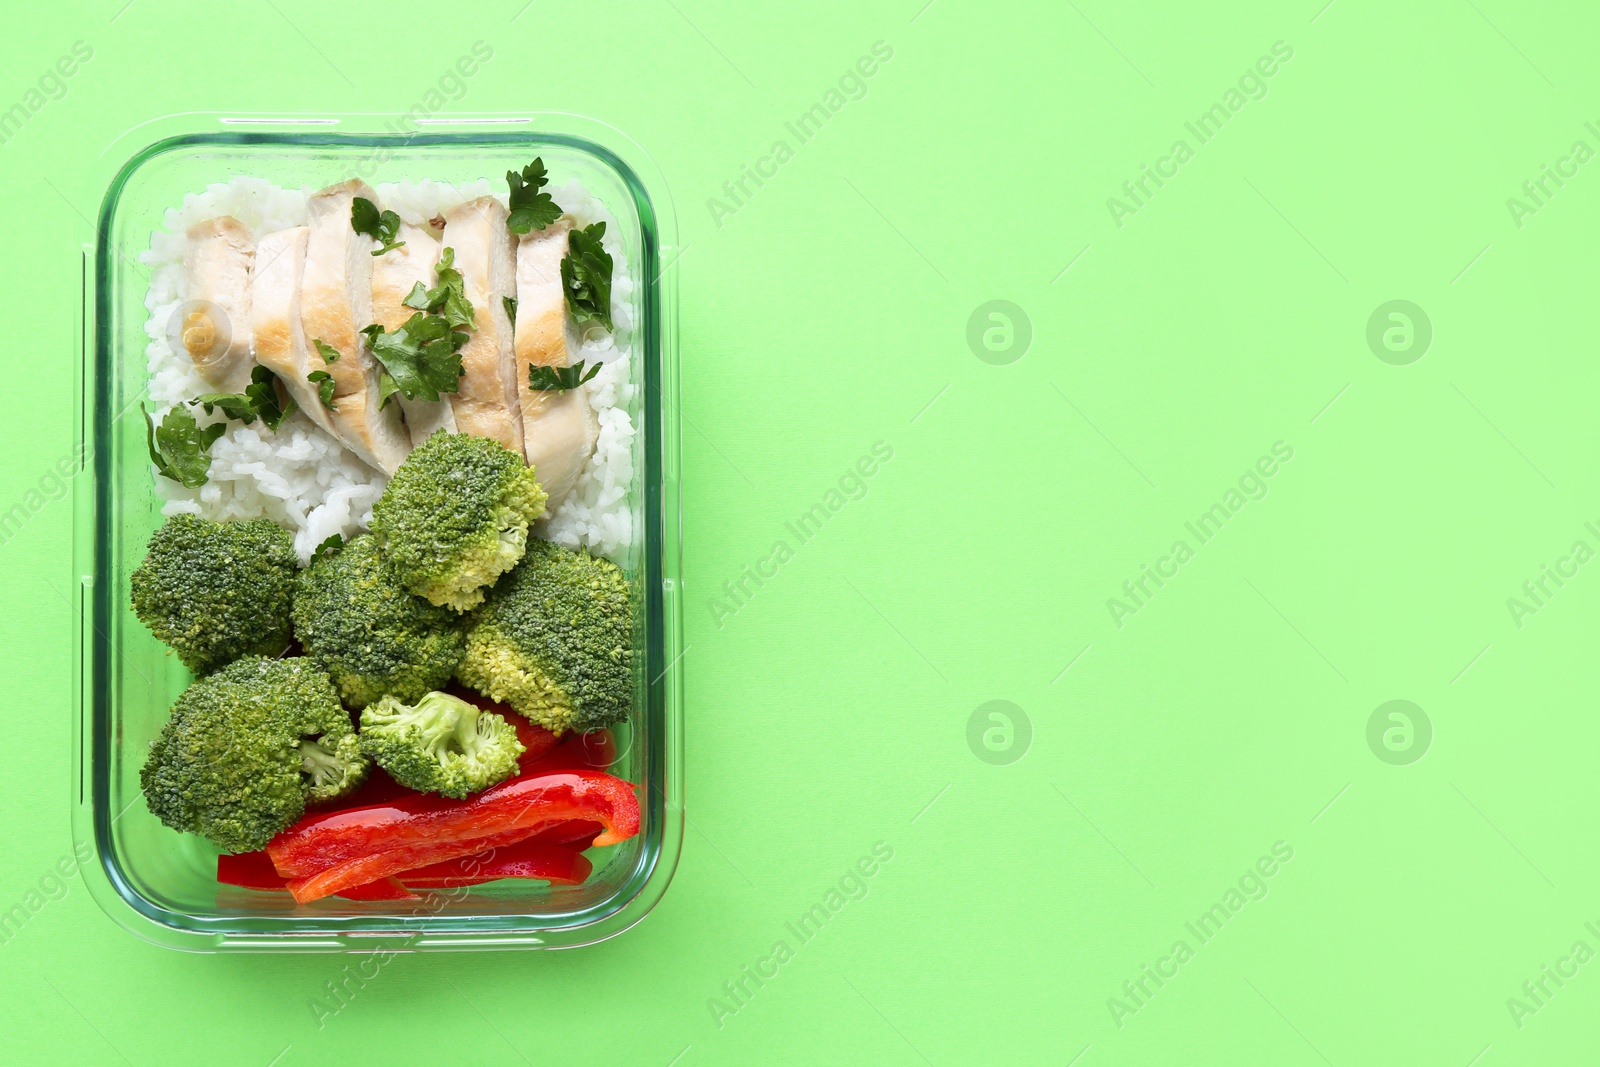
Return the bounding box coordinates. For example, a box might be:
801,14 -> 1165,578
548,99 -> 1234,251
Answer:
298,739 -> 348,790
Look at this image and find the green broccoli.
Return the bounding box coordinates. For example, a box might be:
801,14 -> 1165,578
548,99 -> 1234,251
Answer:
358,691 -> 524,799
456,540 -> 633,734
129,514 -> 298,674
140,656 -> 369,852
291,533 -> 466,709
369,431 -> 548,612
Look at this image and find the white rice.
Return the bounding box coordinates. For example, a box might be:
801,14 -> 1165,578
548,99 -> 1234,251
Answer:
140,176 -> 637,565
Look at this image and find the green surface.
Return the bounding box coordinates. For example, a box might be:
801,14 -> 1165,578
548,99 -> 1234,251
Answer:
2,0 -> 1596,1062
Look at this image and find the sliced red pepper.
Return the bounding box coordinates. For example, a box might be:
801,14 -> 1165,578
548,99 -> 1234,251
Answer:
217,851 -> 290,890
220,839 -> 588,897
522,728 -> 617,775
332,877 -> 417,901
281,776 -> 638,904
398,840 -> 592,888
286,826 -> 542,903
330,765 -> 424,809
217,853 -> 418,901
574,728 -> 618,770
510,716 -> 564,770
527,819 -> 606,850
268,770 -> 639,883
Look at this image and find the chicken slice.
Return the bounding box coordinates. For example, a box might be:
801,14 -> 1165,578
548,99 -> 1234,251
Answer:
514,220 -> 598,510
441,197 -> 521,454
249,226 -> 336,436
300,179 -> 411,473
371,219 -> 457,446
181,217 -> 255,393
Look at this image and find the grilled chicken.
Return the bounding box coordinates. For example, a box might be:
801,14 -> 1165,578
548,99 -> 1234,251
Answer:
441,197 -> 521,454
181,217 -> 255,393
371,219 -> 457,446
514,220 -> 598,509
249,226 -> 336,435
300,179 -> 411,473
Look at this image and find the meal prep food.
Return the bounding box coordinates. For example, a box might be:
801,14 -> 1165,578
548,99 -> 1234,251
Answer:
128,160 -> 642,905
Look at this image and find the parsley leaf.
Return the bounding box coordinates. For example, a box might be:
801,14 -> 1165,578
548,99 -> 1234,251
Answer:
506,158 -> 563,234
312,338 -> 341,364
360,313 -> 467,407
307,370 -> 338,411
190,392 -> 257,424
191,367 -> 296,432
351,196 -> 405,255
309,533 -> 344,564
401,281 -> 431,312
399,247 -> 475,330
503,296 -> 517,325
434,249 -> 476,329
561,221 -> 614,331
143,403 -> 225,488
377,370 -> 404,411
528,359 -> 603,393
244,366 -> 297,431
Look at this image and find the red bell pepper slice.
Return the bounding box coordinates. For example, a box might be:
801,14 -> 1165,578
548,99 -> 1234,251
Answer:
279,774 -> 637,903
333,877 -> 417,901
330,766 -> 423,809
285,827 -> 539,903
510,716 -> 564,771
217,851 -> 290,890
217,853 -> 418,900
503,728 -> 621,851
396,840 -> 592,888
268,770 -> 639,885
526,819 -> 606,849
522,728 -> 617,775
220,839 -> 589,898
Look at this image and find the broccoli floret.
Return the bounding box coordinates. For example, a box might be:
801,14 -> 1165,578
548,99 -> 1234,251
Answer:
291,533 -> 465,709
130,514 -> 298,674
456,540 -> 633,734
369,431 -> 548,612
139,656 -> 369,852
358,691 -> 524,799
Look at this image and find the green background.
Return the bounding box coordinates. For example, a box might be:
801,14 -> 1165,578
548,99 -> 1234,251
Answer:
4,0 -> 1596,1063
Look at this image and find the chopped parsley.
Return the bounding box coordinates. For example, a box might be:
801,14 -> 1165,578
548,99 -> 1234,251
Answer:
189,392 -> 255,424
243,367 -> 297,430
306,370 -> 338,411
377,370 -> 404,411
528,359 -> 603,393
360,313 -> 468,407
561,221 -> 614,331
312,339 -> 341,364
143,404 -> 224,488
400,247 -> 475,330
191,367 -> 296,431
351,197 -> 405,255
503,296 -> 517,325
506,158 -> 563,234
309,533 -> 344,564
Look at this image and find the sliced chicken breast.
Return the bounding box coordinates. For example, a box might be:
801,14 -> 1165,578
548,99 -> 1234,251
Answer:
371,219 -> 457,446
181,217 -> 255,393
441,197 -> 521,454
515,220 -> 598,510
300,179 -> 411,473
249,226 -> 335,436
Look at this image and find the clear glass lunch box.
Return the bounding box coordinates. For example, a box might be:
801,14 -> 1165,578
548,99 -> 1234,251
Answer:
70,115 -> 683,951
